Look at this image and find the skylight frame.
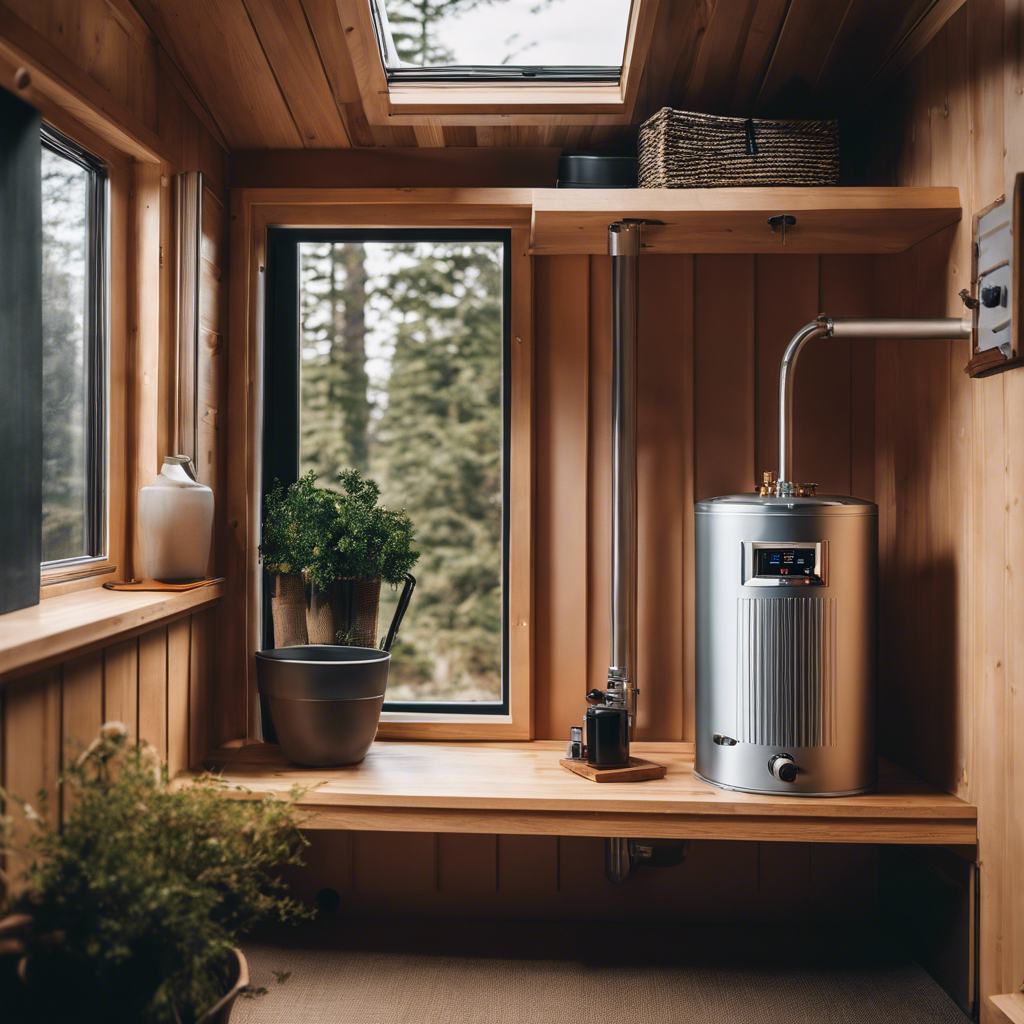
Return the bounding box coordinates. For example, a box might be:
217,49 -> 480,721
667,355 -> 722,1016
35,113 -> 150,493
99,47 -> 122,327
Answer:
343,0 -> 661,127
368,0 -> 628,85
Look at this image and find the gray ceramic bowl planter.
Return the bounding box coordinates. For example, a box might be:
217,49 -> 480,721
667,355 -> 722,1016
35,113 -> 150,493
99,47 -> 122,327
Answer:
257,574 -> 416,767
257,645 -> 391,766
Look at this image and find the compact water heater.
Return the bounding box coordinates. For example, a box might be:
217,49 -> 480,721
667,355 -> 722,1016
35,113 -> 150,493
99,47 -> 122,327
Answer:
694,493 -> 878,795
694,314 -> 971,797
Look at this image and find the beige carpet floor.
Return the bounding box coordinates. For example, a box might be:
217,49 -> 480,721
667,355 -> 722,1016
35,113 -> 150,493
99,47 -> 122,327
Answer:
234,920 -> 971,1024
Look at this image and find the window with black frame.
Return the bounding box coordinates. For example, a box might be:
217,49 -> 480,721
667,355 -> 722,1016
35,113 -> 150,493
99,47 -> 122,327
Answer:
39,125 -> 108,568
370,0 -> 632,82
263,230 -> 511,714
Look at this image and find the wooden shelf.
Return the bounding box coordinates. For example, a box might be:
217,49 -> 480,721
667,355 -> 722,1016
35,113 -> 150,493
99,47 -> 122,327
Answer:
0,584 -> 224,684
529,186 -> 962,255
243,185 -> 961,256
992,993 -> 1024,1024
201,740 -> 976,845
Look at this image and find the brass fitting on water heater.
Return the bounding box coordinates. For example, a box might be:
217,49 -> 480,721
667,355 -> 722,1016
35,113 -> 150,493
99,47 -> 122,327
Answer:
758,470 -> 816,498
777,480 -> 819,498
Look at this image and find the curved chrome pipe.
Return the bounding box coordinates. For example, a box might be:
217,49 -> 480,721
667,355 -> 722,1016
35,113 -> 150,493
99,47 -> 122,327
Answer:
777,316 -> 971,492
777,319 -> 830,491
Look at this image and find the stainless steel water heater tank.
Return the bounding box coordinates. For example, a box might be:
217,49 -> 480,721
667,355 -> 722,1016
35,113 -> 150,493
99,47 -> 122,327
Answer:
692,314 -> 972,796
694,494 -> 878,796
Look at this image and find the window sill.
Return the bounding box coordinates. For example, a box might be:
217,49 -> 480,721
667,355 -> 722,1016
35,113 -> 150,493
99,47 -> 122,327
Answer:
0,583 -> 224,684
991,992 -> 1024,1024
200,740 -> 977,845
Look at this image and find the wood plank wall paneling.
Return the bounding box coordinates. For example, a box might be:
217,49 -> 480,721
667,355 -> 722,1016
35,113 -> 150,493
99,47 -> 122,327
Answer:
199,184 -> 228,578
0,609 -> 220,896
103,638 -> 139,739
138,627 -> 169,760
276,831 -> 879,925
534,255 -> 591,741
3,0 -> 158,129
536,252 -> 876,743
0,0 -> 227,188
84,0 -> 958,151
859,0 -> 1024,1015
166,617 -> 191,776
635,255 -> 692,737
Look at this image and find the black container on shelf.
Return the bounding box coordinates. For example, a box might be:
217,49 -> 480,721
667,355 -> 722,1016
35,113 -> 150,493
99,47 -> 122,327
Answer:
557,152 -> 638,189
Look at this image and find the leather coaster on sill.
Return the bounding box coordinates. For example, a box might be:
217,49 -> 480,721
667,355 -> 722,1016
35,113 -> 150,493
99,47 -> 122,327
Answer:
103,577 -> 225,593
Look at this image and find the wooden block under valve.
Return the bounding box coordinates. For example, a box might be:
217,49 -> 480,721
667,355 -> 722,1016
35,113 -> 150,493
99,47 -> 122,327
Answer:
559,757 -> 667,783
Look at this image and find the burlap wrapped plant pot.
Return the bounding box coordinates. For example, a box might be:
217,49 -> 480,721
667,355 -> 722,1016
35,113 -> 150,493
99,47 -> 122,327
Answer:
270,573 -> 307,647
304,582 -> 333,645
337,576 -> 382,647
305,577 -> 382,647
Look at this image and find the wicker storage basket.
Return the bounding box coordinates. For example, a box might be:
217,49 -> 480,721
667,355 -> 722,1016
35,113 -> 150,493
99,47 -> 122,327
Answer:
638,108 -> 838,189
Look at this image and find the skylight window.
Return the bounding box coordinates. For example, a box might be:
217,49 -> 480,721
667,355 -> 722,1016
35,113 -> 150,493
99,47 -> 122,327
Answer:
372,0 -> 633,82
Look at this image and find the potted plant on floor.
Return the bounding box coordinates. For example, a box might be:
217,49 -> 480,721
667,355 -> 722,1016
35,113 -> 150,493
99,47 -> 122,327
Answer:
0,724 -> 310,1024
262,469 -> 419,648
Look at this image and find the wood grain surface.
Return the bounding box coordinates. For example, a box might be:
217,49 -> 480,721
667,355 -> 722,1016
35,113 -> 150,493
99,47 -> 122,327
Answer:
529,187 -> 962,255
863,1 -> 1024,1016
199,740 -> 976,845
0,585 -> 223,684
1,608 -> 221,870
44,0 -> 967,150
559,756 -> 668,783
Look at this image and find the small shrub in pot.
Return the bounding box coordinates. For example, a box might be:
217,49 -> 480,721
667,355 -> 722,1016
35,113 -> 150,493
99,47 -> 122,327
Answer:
0,724 -> 310,1023
261,469 -> 419,647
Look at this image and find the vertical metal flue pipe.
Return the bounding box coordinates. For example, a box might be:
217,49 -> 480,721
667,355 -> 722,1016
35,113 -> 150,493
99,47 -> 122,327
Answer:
608,221 -> 641,725
777,315 -> 972,493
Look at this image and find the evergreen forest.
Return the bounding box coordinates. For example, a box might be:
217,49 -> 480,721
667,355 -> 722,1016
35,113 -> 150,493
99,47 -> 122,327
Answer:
299,239 -> 505,702
40,145 -> 91,564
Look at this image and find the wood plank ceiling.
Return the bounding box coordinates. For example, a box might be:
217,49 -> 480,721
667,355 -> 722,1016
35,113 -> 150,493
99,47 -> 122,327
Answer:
125,0 -> 962,150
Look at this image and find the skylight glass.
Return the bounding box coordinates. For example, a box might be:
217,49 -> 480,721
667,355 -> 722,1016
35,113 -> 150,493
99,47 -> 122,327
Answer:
374,0 -> 633,81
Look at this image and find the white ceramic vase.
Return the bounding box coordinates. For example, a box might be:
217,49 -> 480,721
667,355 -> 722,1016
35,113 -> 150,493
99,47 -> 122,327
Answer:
138,456 -> 214,581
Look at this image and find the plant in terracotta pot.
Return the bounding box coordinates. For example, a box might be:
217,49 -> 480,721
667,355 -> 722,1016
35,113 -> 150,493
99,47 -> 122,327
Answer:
0,724 -> 310,1024
262,469 -> 419,648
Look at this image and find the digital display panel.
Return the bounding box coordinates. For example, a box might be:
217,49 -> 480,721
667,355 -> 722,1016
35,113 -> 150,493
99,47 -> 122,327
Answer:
755,547 -> 817,578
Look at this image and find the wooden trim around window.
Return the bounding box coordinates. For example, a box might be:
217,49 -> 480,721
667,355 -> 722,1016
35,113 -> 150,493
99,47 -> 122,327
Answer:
339,0 -> 662,127
227,190 -> 536,741
36,110 -> 131,600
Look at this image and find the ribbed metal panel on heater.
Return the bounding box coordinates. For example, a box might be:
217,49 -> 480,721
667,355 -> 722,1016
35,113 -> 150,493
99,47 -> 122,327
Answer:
736,597 -> 838,747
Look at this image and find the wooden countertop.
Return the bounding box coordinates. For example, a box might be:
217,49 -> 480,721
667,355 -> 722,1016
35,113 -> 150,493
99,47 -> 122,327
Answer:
201,740 -> 976,845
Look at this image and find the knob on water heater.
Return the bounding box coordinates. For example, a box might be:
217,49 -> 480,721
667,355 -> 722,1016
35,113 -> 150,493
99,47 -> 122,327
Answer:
768,753 -> 800,783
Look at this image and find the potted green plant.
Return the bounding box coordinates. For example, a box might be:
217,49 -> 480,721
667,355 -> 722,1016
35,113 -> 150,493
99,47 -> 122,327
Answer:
261,469 -> 419,647
0,724 -> 310,1024
261,472 -> 341,648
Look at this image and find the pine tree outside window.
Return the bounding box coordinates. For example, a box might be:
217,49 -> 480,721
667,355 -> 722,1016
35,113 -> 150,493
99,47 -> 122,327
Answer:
371,0 -> 632,82
264,230 -> 510,713
39,125 -> 108,568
